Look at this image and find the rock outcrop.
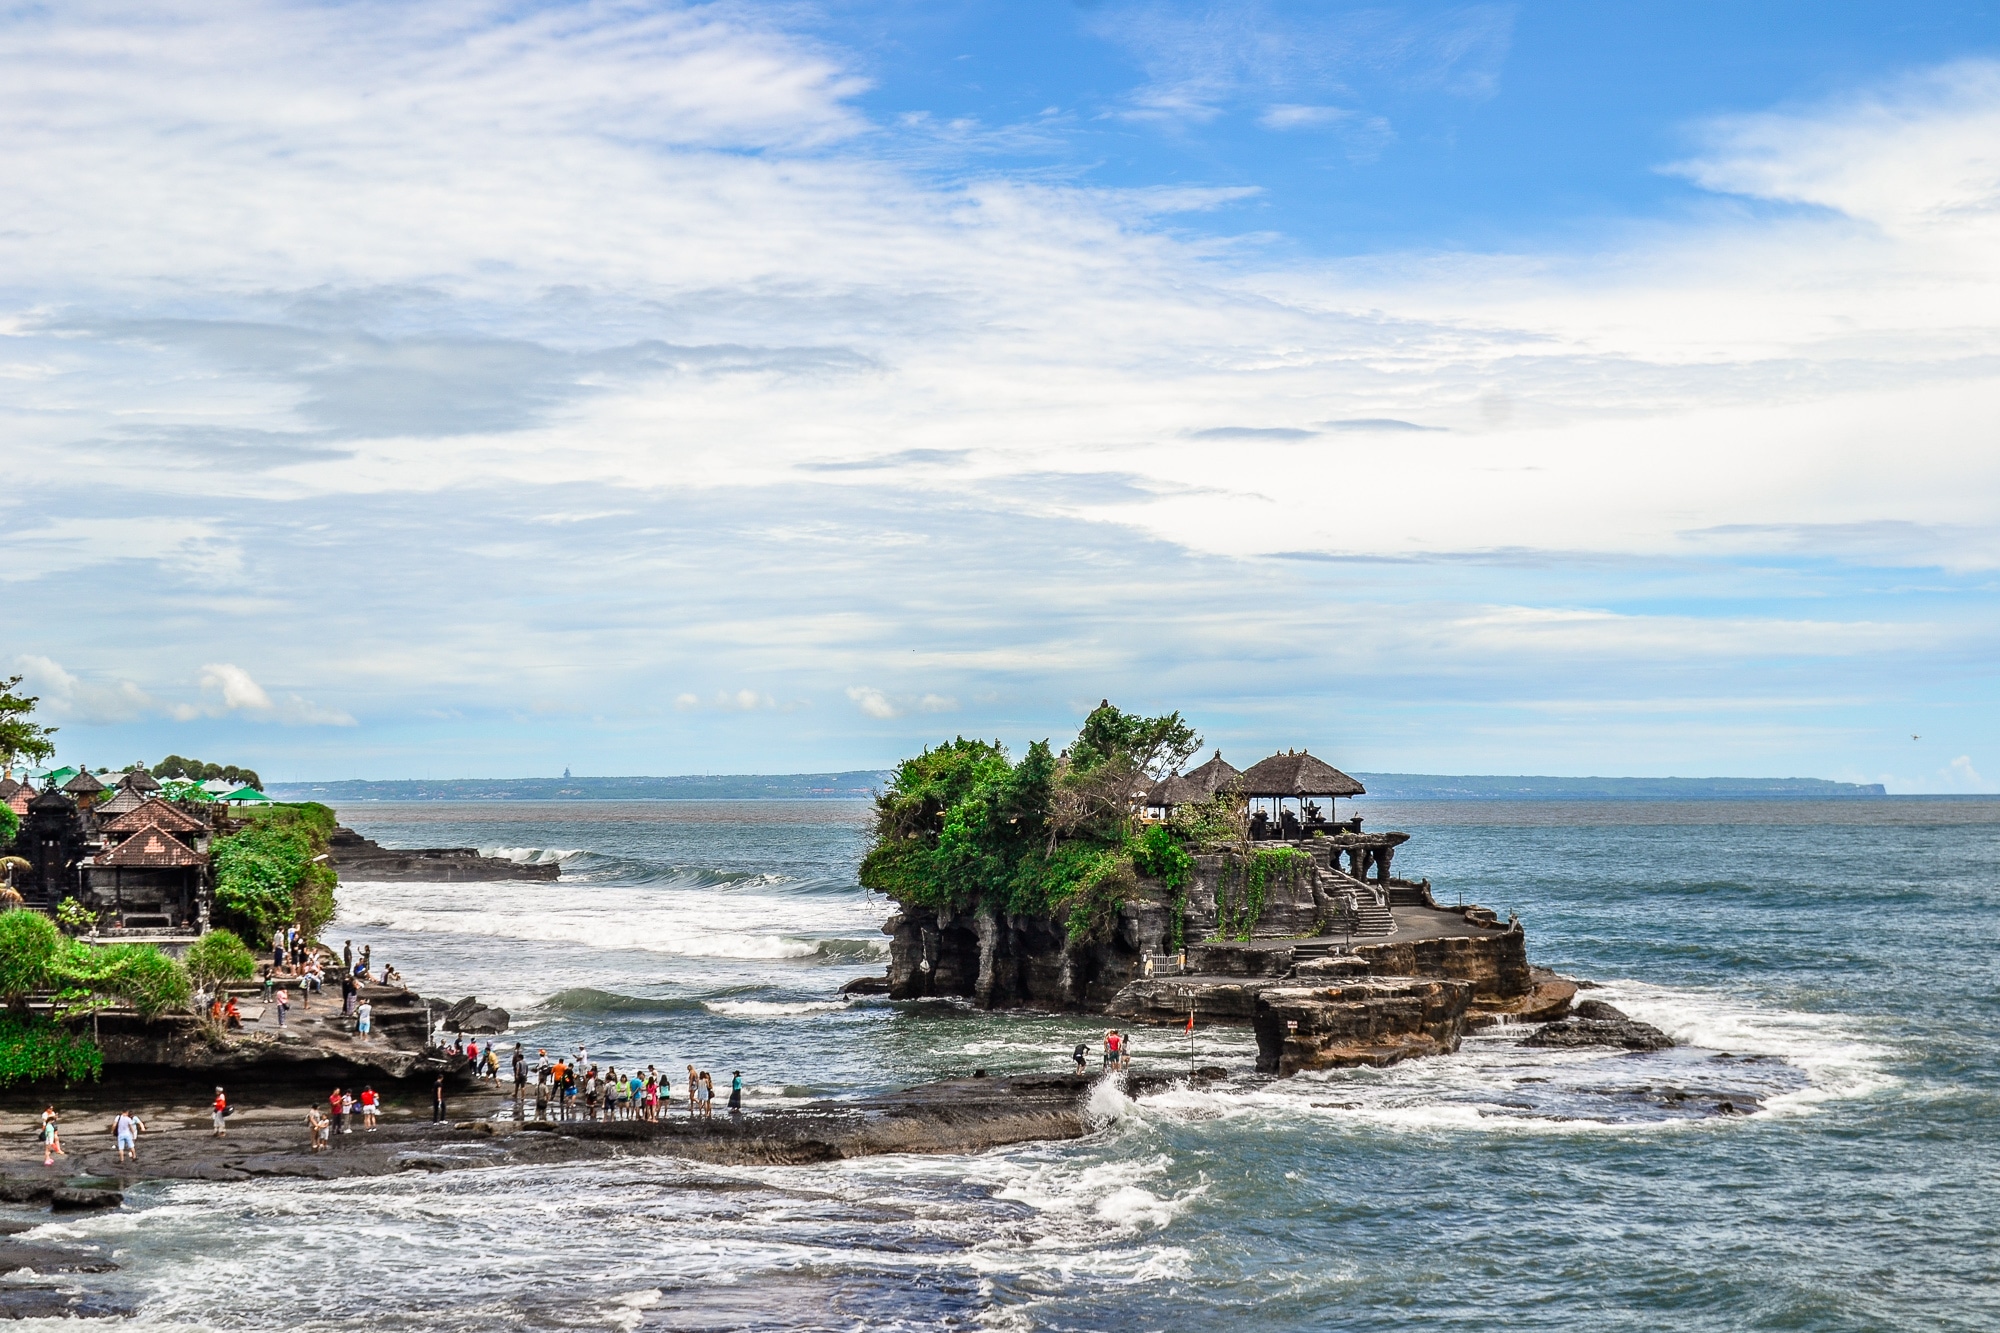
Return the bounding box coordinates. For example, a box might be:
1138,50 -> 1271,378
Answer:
1523,1000 -> 1674,1051
883,901 -> 1171,1010
328,827 -> 559,882
1252,978 -> 1474,1074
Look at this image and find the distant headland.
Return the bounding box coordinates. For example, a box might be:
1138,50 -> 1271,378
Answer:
267,771 -> 1887,802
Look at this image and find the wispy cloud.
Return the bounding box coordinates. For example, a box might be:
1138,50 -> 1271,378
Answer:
1,8 -> 1997,784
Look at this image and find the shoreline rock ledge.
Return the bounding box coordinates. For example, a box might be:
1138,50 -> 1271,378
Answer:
328,826 -> 559,882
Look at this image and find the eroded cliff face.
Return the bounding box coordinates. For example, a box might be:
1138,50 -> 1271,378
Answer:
883,899 -> 1173,1011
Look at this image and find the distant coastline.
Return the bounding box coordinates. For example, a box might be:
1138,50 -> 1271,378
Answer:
267,771 -> 1889,802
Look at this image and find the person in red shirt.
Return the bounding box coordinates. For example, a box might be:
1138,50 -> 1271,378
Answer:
360,1086 -> 378,1131
211,1087 -> 229,1138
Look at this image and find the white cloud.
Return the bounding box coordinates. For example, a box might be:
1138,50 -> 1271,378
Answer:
675,689 -> 777,712
188,663 -> 356,726
847,686 -> 900,720
1259,104 -> 1349,129
199,663 -> 274,714
14,655 -> 158,725
1671,60 -> 2000,238
1942,755 -> 1991,792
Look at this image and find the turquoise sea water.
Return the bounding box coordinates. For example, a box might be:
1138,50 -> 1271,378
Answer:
13,797 -> 1998,1331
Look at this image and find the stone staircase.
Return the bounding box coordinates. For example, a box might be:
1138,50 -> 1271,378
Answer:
1319,869 -> 1397,938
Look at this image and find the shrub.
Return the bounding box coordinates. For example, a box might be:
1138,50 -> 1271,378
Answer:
211,803 -> 338,940
184,929 -> 257,990
53,942 -> 191,1019
0,1014 -> 102,1087
0,908 -> 62,1007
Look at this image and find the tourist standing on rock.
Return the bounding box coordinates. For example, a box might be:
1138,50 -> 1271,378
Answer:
211,1087 -> 229,1138
432,1076 -> 447,1124
512,1045 -> 526,1100
359,944 -> 371,978
307,1105 -> 329,1153
1102,1031 -> 1117,1068
40,1107 -> 64,1166
686,1064 -> 698,1115
113,1109 -> 144,1162
342,1088 -> 356,1132
329,1087 -> 345,1137
343,940 -> 353,974
360,1086 -> 379,1131
1072,1042 -> 1088,1074
1119,1031 -> 1132,1070
275,985 -> 290,1027
697,1072 -> 714,1120
356,998 -> 372,1042
729,1071 -> 743,1116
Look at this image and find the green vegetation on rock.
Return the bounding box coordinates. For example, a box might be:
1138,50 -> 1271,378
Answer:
859,702 -> 1213,943
211,802 -> 338,941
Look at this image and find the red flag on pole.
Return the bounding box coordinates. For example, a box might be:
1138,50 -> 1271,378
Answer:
1186,1009 -> 1195,1033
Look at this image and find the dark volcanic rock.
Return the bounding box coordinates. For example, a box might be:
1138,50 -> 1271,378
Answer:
329,826 -> 559,882
0,1237 -> 117,1272
49,1186 -> 122,1211
839,974 -> 890,996
1524,1002 -> 1674,1051
0,1286 -> 136,1320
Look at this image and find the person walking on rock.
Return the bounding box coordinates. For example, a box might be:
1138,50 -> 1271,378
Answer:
113,1110 -> 144,1162
211,1087 -> 229,1138
356,998 -> 372,1042
1072,1042 -> 1088,1074
729,1071 -> 742,1116
432,1075 -> 447,1123
40,1107 -> 64,1166
275,985 -> 289,1028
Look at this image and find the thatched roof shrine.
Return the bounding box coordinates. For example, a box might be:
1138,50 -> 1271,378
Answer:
117,767 -> 162,794
62,768 -> 106,797
1237,749 -> 1365,798
1182,750 -> 1241,797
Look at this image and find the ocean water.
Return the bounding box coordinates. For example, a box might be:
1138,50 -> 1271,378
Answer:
14,797 -> 2000,1331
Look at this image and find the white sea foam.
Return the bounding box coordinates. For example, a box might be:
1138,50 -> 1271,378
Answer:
702,998 -> 853,1017
477,845 -> 586,865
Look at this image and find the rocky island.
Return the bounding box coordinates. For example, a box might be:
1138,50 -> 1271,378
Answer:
856,703 -> 1596,1074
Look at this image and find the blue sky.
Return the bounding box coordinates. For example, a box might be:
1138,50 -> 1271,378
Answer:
4,0 -> 1998,790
